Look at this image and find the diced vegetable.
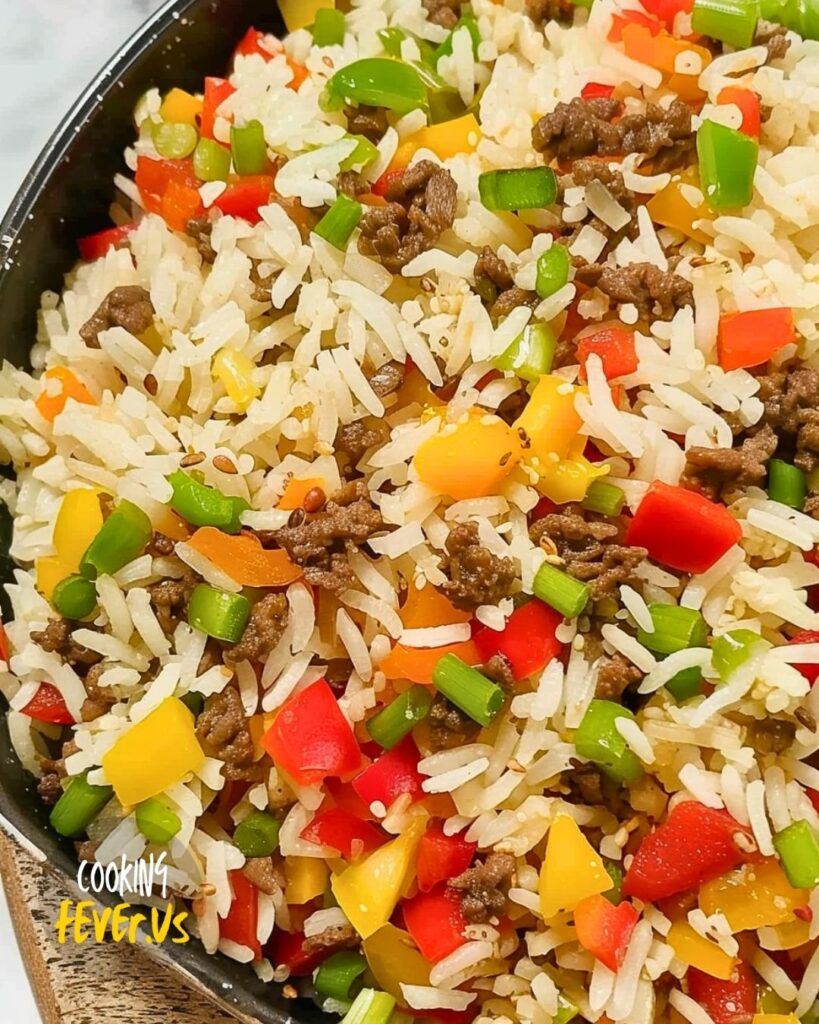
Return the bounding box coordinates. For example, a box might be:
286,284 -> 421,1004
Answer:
160,87 -> 202,126
647,167 -> 710,243
50,775 -> 113,837
267,927 -> 329,975
539,814 -> 613,919
637,603 -> 707,656
711,628 -> 770,681
285,856 -> 328,904
402,884 -> 467,963
37,488 -> 107,600
193,138 -> 231,182
200,77 -> 236,139
362,924 -> 431,1000
473,599 -> 563,681
52,574 -> 97,620
577,326 -> 638,381
687,966 -> 757,1024
160,178 -> 204,231
699,860 -> 808,931
262,679 -> 361,786
35,367 -> 96,423
20,683 -> 74,725
135,797 -> 182,844
151,121 -> 198,160
79,499 -> 152,580
667,921 -> 737,979
697,119 -> 759,211
234,810 -> 282,857
102,697 -> 204,806
220,870 -> 261,959
432,654 -> 505,727
313,7 -> 346,46
624,482 -> 742,574
187,528 -> 301,587
493,323 -> 556,381
787,628 -> 819,686
768,458 -> 807,510
773,819 -> 819,888
77,223 -> 136,261
717,85 -> 761,137
212,347 -> 261,410
301,807 -> 385,859
380,639 -> 482,684
367,686 -> 433,750
315,194 -> 363,249
327,59 -> 428,114
478,167 -> 558,211
341,134 -> 380,172
574,894 -> 639,972
532,563 -> 590,619
433,13 -> 481,64
168,470 -> 249,533
717,307 -> 796,371
315,951 -> 368,1002
352,737 -> 424,809
416,826 -> 476,893
666,667 -> 704,702
575,700 -> 643,783
582,479 -> 626,517
388,113 -> 480,170
603,860 -> 624,905
760,0 -> 819,38
340,988 -> 396,1024
188,585 -> 251,643
623,801 -> 753,901
213,174 -> 274,223
230,119 -> 267,175
691,0 -> 760,48
535,244 -> 570,300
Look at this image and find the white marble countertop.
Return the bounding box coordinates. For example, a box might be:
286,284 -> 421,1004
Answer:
0,3 -> 165,1018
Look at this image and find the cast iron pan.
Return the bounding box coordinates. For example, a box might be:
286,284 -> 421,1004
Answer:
0,1 -> 327,1020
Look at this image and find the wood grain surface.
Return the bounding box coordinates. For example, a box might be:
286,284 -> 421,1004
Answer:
0,833 -> 238,1024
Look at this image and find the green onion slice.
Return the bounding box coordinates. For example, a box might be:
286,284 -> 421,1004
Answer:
532,563 -> 590,619
432,654 -> 505,727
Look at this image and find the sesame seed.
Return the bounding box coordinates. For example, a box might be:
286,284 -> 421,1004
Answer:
143,373 -> 158,395
212,454 -> 238,474
180,452 -> 205,468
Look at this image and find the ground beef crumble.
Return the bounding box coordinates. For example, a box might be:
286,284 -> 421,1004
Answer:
337,170 -> 370,199
429,693 -> 480,751
422,0 -> 462,28
441,522 -> 517,612
367,361 -> 405,398
80,662 -> 117,722
481,653 -> 515,692
335,419 -> 390,465
243,857 -> 284,896
226,592 -> 289,665
302,922 -> 359,955
450,853 -> 516,923
186,216 -> 217,262
574,260 -> 693,321
681,423 -> 778,501
359,160 -> 457,273
595,653 -> 642,700
743,365 -> 819,473
345,104 -> 388,143
755,20 -> 791,61
30,618 -> 102,669
526,0 -> 576,21
196,686 -> 261,782
79,286 -> 154,348
148,574 -> 197,634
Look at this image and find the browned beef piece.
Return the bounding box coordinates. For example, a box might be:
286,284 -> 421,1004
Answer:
797,408 -> 819,474
80,662 -> 117,723
196,686 -> 261,781
422,0 -> 461,28
473,247 -> 514,308
186,216 -> 216,262
225,593 -> 288,665
75,840 -> 100,863
533,97 -> 623,161
268,480 -> 385,594
569,158 -> 634,205
368,361 -> 405,398
337,170 -> 370,199
617,100 -> 694,170
756,366 -> 819,436
451,853 -> 516,923
302,922 -> 359,955
441,522 -> 517,612
79,286 -> 154,348
570,763 -> 606,805
481,653 -> 515,691
148,574 -> 197,634
335,419 -> 390,463
148,531 -> 176,557
243,857 -> 284,896
359,160 -> 457,273
30,618 -> 102,668
429,693 -> 479,751
345,104 -> 388,143
249,259 -> 276,303
530,506 -> 646,601
681,424 -> 778,501
806,494 -> 819,520
490,287 -> 540,321
747,718 -> 796,754
37,771 -> 64,806
574,261 -> 693,320
755,20 -> 791,61
596,653 -> 642,700
526,0 -> 576,21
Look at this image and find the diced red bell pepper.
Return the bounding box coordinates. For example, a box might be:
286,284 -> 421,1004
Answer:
581,82 -> 616,100
372,167 -> 405,198
608,9 -> 662,41
717,307 -> 795,372
624,482 -> 742,574
352,736 -> 423,810
135,156 -> 199,198
717,86 -> 761,138
300,807 -> 386,859
0,620 -> 10,664
324,777 -> 378,821
623,801 -> 753,902
474,599 -> 563,681
220,870 -> 261,959
77,223 -> 136,262
530,496 -> 557,522
416,825 -> 476,893
235,26 -> 281,59
574,894 -> 639,972
403,884 -> 467,963
160,179 -> 205,233
265,928 -> 330,976
20,682 -> 74,725
787,628 -> 819,687
578,326 -> 638,381
214,175 -> 275,224
262,679 -> 361,786
640,0 -> 694,28
686,964 -> 757,1024
201,77 -> 237,139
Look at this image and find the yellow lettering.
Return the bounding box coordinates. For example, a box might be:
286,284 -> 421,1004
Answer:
171,910 -> 191,944
110,903 -> 131,943
151,903 -> 173,944
73,901 -> 95,945
127,911 -> 147,945
92,905 -> 112,942
54,900 -> 75,945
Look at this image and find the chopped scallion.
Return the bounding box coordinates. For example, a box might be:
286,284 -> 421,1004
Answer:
711,628 -> 770,681
535,244 -> 570,300
582,479 -> 625,517
768,458 -> 807,511
79,499 -> 152,580
313,7 -> 346,46
340,134 -> 379,172
532,562 -> 589,619
314,951 -> 368,1002
188,585 -> 251,643
478,167 -> 558,212
773,819 -> 819,889
151,121 -> 198,160
193,137 -> 231,182
52,574 -> 97,620
230,119 -> 267,176
50,775 -> 113,838
340,988 -> 396,1024
493,322 -> 556,381
367,686 -> 433,749
691,0 -> 760,48
233,810 -> 282,857
136,797 -> 182,844
432,654 -> 505,727
315,194 -> 363,249
637,604 -> 707,656
665,666 -> 703,702
575,700 -> 643,783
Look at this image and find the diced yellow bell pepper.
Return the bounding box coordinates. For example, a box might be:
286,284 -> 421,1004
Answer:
278,0 -> 333,31
647,168 -> 710,245
539,814 -> 612,920
101,697 -> 204,807
699,860 -> 808,933
363,924 -> 430,1002
535,447 -> 610,504
666,921 -> 737,980
752,1017 -> 801,1024
35,556 -> 73,602
159,88 -> 203,126
758,986 -> 798,1014
213,348 -> 261,412
331,817 -> 425,939
249,712 -> 276,761
761,917 -> 811,951
285,857 -> 328,904
514,375 -> 583,464
414,410 -> 522,501
36,488 -> 107,599
390,113 -> 481,171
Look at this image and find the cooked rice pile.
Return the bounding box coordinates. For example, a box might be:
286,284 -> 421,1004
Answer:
3,0 -> 819,1020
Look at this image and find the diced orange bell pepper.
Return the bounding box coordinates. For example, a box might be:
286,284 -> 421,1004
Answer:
380,640 -> 482,684
718,86 -> 761,138
35,367 -> 97,422
514,374 -> 582,464
160,179 -> 205,232
699,860 -> 808,932
399,583 -> 471,629
159,88 -> 203,126
717,308 -> 796,371
667,921 -> 737,980
414,410 -> 522,501
187,527 -> 302,587
389,113 -> 481,173
277,477 -> 325,510
621,23 -> 711,77
647,168 -> 710,244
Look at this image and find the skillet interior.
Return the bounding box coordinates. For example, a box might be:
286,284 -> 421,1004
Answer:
0,1 -> 328,1020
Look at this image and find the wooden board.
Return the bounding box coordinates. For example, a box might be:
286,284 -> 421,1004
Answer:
0,833 -> 238,1024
